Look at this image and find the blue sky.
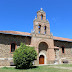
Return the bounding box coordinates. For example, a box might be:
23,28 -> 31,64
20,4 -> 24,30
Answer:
0,0 -> 72,39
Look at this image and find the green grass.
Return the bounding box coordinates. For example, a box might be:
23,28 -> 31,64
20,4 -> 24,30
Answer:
0,65 -> 72,72
55,64 -> 72,67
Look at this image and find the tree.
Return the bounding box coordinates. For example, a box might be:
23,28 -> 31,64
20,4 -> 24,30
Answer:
13,43 -> 37,69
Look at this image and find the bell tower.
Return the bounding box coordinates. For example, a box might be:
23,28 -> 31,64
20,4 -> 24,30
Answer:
31,8 -> 55,65
32,8 -> 51,37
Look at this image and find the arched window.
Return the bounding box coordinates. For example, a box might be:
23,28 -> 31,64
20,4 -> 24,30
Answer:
38,25 -> 41,34
11,43 -> 16,52
44,26 -> 46,34
62,46 -> 65,53
41,14 -> 43,20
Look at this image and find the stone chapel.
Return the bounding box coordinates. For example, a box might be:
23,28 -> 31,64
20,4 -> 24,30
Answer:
0,8 -> 72,66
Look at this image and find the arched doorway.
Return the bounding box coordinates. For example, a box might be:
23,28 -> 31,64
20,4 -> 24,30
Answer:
38,42 -> 48,64
39,55 -> 44,64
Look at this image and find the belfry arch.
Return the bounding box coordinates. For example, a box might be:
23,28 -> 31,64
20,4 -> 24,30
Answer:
38,42 -> 48,64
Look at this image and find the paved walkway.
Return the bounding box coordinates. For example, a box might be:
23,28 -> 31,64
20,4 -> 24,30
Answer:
49,66 -> 72,70
0,66 -> 15,68
0,65 -> 72,70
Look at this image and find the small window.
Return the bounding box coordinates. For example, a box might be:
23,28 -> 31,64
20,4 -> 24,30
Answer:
62,46 -> 65,53
38,25 -> 41,34
41,14 -> 43,20
11,43 -> 16,52
44,26 -> 46,34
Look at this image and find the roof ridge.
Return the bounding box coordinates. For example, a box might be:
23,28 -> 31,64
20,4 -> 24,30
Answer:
0,31 -> 72,41
53,36 -> 72,40
0,30 -> 31,36
0,30 -> 31,34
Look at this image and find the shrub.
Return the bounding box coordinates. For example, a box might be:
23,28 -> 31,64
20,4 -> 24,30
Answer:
13,43 -> 37,69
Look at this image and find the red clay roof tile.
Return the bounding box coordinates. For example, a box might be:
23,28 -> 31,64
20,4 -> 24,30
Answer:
53,36 -> 72,42
0,31 -> 31,36
0,31 -> 72,42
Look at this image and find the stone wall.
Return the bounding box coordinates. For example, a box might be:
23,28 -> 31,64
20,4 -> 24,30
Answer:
1,33 -> 72,66
54,40 -> 72,64
0,33 -> 31,66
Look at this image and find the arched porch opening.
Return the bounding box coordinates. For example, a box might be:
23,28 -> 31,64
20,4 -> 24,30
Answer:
38,42 -> 48,64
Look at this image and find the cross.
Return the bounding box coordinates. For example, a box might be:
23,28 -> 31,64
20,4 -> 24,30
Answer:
41,8 -> 43,10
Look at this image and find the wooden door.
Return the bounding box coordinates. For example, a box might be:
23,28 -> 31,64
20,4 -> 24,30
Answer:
39,55 -> 44,64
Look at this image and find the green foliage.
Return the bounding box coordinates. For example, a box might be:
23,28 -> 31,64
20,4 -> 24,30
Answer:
13,43 -> 37,69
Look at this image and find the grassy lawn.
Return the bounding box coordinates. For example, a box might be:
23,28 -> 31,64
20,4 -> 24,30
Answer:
55,64 -> 72,67
0,65 -> 72,72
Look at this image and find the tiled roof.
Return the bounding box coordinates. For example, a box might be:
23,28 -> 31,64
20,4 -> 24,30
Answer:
53,36 -> 72,42
0,31 -> 72,42
0,31 -> 31,36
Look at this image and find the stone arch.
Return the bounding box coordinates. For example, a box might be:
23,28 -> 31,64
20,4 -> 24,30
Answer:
38,42 -> 48,64
38,42 -> 48,53
36,39 -> 50,49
